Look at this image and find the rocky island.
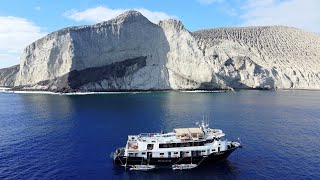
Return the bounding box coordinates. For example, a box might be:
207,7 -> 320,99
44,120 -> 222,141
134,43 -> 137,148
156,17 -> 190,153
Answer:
0,10 -> 319,92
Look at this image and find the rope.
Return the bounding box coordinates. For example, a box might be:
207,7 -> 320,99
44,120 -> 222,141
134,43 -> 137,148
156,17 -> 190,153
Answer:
197,156 -> 207,166
172,156 -> 186,165
117,155 -> 124,166
125,156 -> 128,169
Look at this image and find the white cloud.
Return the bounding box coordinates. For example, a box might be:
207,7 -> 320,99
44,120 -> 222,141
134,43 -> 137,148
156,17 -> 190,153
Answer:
240,0 -> 320,33
0,16 -> 47,68
197,0 -> 224,5
63,6 -> 177,24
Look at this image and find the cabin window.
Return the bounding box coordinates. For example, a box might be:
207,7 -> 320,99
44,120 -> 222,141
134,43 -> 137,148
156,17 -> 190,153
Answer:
201,150 -> 206,152
142,152 -> 146,155
159,144 -> 168,148
160,153 -> 164,155
128,153 -> 133,157
159,142 -> 207,148
173,143 -> 177,148
152,141 -> 156,143
206,139 -> 214,143
147,144 -> 154,150
212,149 -> 215,151
174,152 -> 178,154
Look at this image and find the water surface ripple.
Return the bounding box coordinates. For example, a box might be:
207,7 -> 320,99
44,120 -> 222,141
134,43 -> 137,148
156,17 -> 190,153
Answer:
0,90 -> 319,179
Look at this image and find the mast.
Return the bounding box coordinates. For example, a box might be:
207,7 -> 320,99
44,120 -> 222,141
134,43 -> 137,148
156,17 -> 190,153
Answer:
199,115 -> 210,134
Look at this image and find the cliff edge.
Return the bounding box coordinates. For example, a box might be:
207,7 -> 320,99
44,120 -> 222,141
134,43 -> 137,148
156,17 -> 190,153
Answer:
1,11 -> 319,91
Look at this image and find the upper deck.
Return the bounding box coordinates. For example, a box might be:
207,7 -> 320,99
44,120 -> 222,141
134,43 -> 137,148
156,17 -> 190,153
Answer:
127,127 -> 225,144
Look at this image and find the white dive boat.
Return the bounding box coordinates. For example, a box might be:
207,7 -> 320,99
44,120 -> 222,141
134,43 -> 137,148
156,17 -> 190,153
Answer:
129,165 -> 156,171
172,164 -> 198,170
112,118 -> 241,170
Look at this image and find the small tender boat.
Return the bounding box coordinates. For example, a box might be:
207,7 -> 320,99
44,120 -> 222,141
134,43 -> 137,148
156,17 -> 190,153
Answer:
172,164 -> 198,170
129,165 -> 156,171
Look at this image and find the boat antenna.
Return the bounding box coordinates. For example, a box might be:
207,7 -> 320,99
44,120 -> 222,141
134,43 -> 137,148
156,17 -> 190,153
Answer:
204,113 -> 209,127
205,113 -> 207,124
210,113 -> 213,127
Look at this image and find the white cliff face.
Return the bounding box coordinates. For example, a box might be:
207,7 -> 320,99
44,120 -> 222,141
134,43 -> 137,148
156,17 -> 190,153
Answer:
15,30 -> 74,86
193,26 -> 320,89
8,11 -> 320,91
15,11 -> 171,90
0,65 -> 19,87
159,20 -> 212,89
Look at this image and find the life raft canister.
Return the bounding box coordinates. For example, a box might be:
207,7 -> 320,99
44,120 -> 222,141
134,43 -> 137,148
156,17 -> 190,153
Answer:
128,142 -> 139,149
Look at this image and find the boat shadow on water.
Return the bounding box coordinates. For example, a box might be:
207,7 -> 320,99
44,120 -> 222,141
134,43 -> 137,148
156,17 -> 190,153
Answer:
112,159 -> 240,179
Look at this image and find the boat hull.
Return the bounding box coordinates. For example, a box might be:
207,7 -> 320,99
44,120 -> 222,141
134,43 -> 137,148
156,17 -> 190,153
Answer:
113,147 -> 237,166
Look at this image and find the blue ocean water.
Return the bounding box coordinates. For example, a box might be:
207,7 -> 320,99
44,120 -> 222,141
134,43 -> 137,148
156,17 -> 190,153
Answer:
0,90 -> 320,179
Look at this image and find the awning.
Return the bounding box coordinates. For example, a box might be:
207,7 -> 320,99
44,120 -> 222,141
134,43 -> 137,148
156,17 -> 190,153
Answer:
174,128 -> 203,135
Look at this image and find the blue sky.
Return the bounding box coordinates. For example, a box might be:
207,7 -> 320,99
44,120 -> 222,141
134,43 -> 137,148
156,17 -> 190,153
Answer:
0,0 -> 319,68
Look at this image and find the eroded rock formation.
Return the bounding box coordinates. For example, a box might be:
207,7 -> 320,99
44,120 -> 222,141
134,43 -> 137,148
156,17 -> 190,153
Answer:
0,65 -> 19,87
0,11 -> 319,91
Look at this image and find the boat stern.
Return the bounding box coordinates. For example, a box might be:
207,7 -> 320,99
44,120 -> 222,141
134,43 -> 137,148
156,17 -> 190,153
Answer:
111,147 -> 125,161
